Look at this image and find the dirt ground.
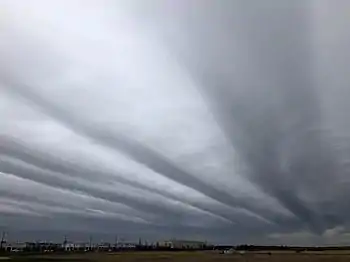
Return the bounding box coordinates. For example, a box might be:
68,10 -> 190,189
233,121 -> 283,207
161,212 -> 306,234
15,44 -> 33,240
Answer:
8,251 -> 350,262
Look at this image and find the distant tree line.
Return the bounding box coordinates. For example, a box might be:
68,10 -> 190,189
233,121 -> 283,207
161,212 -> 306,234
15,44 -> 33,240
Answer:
229,245 -> 350,251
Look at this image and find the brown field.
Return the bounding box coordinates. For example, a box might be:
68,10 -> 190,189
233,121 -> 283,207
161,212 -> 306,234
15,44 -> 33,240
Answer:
7,251 -> 350,262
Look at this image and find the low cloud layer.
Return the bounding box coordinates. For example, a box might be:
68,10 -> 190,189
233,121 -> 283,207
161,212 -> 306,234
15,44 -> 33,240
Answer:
1,0 -> 350,244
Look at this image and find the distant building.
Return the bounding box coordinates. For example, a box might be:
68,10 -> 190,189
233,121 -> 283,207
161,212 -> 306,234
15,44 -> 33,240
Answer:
158,240 -> 206,249
62,242 -> 80,251
97,242 -> 111,251
34,242 -> 60,252
4,242 -> 26,252
118,242 -> 136,249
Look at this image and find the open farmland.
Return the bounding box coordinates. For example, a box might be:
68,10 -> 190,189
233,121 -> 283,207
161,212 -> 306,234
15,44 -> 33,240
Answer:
6,251 -> 350,262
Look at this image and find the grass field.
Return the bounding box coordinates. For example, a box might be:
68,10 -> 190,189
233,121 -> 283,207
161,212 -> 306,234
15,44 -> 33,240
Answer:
6,251 -> 350,262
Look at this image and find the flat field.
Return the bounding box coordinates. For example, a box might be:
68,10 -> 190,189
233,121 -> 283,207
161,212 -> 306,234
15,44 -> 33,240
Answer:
6,251 -> 350,262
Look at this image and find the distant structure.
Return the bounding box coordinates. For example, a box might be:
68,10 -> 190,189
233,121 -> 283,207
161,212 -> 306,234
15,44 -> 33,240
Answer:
0,231 -> 210,253
158,239 -> 207,249
3,242 -> 26,252
0,232 -> 7,251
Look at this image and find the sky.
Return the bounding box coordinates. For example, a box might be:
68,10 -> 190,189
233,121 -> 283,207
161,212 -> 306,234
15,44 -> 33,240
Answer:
0,0 -> 350,245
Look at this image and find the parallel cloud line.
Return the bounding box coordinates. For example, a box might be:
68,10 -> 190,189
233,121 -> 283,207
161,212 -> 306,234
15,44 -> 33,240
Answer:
2,80 -> 274,226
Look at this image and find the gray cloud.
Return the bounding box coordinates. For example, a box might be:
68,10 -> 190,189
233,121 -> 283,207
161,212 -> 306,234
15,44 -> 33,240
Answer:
2,81 -> 284,225
1,0 -> 350,245
0,136 -> 239,224
134,0 -> 320,228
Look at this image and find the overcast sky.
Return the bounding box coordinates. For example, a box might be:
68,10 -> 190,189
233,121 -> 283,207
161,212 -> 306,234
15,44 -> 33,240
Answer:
1,0 -> 350,245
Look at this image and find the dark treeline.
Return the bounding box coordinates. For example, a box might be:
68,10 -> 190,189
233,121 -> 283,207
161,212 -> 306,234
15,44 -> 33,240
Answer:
230,245 -> 350,251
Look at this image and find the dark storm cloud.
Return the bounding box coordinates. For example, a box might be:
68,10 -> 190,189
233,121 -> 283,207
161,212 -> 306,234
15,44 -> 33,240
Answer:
128,0 -> 349,233
1,0 -> 350,245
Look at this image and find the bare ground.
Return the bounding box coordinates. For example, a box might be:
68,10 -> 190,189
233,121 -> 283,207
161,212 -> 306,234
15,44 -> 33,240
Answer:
8,251 -> 350,262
